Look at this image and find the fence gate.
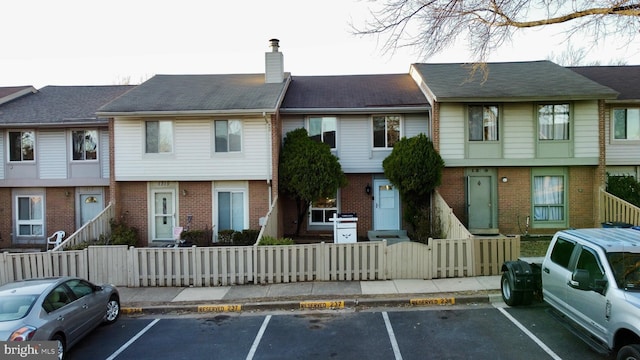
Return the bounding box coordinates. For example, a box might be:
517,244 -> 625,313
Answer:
88,245 -> 128,286
386,242 -> 432,279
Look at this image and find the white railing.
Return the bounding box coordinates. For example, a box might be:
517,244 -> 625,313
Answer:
599,187 -> 640,227
433,190 -> 474,240
51,203 -> 115,251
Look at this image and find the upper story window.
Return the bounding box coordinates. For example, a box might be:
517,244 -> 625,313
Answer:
613,108 -> 640,141
72,130 -> 98,160
373,115 -> 400,148
538,104 -> 570,140
468,105 -> 499,141
145,120 -> 173,153
215,120 -> 242,152
8,130 -> 35,162
308,117 -> 336,148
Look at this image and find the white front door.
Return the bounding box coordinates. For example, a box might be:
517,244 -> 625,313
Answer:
373,179 -> 400,230
152,190 -> 175,241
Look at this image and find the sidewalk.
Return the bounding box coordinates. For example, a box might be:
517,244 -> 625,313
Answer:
118,275 -> 503,314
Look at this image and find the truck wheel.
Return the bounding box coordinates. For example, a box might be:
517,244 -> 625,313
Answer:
501,272 -> 523,306
618,344 -> 640,360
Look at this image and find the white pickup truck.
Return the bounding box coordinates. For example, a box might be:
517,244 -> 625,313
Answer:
501,228 -> 640,360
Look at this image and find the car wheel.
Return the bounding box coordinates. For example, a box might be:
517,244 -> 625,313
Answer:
51,334 -> 65,360
105,295 -> 120,324
501,272 -> 523,306
618,344 -> 640,360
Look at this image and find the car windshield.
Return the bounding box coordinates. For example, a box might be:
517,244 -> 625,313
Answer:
607,252 -> 640,291
0,295 -> 37,321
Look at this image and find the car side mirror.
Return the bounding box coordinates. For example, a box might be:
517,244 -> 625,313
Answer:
570,269 -> 591,291
93,285 -> 103,292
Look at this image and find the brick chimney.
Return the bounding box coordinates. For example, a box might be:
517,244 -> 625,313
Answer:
265,39 -> 284,83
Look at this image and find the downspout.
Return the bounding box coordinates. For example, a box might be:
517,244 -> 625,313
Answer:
264,111 -> 272,206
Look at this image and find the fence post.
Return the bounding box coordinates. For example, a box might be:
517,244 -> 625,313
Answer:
127,246 -> 137,287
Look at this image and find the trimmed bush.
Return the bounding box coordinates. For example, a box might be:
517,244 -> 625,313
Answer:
258,236 -> 295,245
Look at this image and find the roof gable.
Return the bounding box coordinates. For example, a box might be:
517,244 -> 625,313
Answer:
412,61 -> 619,102
98,74 -> 291,115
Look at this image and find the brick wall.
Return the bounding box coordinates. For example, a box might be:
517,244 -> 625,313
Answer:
0,188 -> 11,247
568,166 -> 597,229
118,182 -> 148,246
497,168 -> 532,235
438,168 -> 466,225
248,180 -> 270,230
178,182 -> 212,232
45,187 -> 76,238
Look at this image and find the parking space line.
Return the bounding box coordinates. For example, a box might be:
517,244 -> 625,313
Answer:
246,315 -> 272,360
382,312 -> 403,360
495,306 -> 562,360
106,318 -> 160,360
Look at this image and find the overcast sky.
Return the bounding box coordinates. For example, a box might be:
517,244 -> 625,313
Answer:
2,0 -> 639,88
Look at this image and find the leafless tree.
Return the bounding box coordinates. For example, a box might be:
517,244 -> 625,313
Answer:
353,0 -> 640,64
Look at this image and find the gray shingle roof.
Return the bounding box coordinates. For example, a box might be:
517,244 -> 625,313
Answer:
0,86 -> 36,105
98,74 -> 290,115
280,74 -> 428,111
569,66 -> 640,101
412,61 -> 619,102
0,85 -> 134,126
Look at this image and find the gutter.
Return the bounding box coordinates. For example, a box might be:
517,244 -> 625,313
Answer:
280,106 -> 429,115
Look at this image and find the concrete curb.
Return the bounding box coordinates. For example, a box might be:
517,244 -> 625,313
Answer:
121,293 -> 499,315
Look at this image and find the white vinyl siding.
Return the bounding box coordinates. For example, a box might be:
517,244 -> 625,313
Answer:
503,103 -> 535,159
39,130 -> 67,179
573,101 -> 599,159
114,117 -> 270,180
404,113 -> 429,138
605,104 -> 640,166
100,130 -> 110,178
439,104 -> 465,160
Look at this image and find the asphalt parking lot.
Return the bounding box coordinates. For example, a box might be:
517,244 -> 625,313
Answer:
66,300 -> 608,360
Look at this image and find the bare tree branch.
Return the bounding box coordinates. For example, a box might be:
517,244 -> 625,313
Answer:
351,0 -> 640,64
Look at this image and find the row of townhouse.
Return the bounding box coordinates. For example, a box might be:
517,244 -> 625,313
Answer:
0,39 -> 638,248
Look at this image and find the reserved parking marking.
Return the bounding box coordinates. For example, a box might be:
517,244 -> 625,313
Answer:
121,307 -> 143,314
299,300 -> 345,309
410,297 -> 455,306
198,304 -> 243,312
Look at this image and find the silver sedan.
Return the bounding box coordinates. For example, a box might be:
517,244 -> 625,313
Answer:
0,277 -> 120,360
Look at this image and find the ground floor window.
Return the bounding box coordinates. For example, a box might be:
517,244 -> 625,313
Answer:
217,191 -> 245,231
309,193 -> 338,225
532,168 -> 567,227
16,195 -> 44,236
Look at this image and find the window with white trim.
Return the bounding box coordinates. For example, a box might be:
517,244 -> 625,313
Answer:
308,117 -> 336,148
309,193 -> 338,225
215,120 -> 242,152
373,115 -> 400,148
16,195 -> 44,236
145,120 -> 173,153
72,130 -> 98,160
613,108 -> 640,140
217,191 -> 245,231
9,130 -> 35,162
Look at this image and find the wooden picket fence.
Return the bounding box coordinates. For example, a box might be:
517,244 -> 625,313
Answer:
1,236 -> 519,287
